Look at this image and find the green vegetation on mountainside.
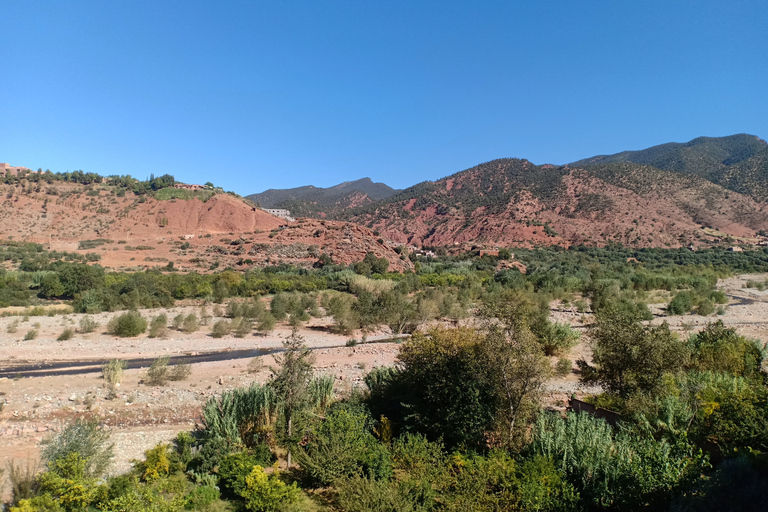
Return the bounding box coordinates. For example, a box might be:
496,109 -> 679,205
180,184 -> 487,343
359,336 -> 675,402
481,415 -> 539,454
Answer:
571,133 -> 768,201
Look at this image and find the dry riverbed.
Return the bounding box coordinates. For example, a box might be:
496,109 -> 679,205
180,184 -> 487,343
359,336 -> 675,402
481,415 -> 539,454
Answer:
1,273 -> 767,499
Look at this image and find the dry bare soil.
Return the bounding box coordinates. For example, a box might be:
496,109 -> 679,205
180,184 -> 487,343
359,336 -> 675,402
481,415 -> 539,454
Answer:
0,182 -> 410,271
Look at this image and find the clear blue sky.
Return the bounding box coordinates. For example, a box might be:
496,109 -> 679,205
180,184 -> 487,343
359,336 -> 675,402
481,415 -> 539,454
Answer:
1,1 -> 766,194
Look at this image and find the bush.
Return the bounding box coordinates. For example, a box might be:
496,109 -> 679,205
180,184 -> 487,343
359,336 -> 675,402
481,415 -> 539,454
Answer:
7,459 -> 39,504
23,329 -> 37,340
233,316 -> 252,338
556,358 -> 572,376
688,321 -> 765,379
697,298 -> 715,316
257,313 -> 276,333
148,313 -> 168,338
238,465 -> 301,512
211,319 -> 231,338
41,418 -> 114,478
57,328 -> 74,341
102,359 -> 127,396
145,356 -> 170,386
199,305 -> 212,325
298,408 -> 392,487
6,318 -> 19,333
182,313 -> 199,333
335,475 -> 432,512
173,313 -> 185,330
217,451 -> 276,499
78,315 -> 98,333
185,485 -> 221,510
538,321 -> 581,356
107,311 -> 147,337
247,356 -> 265,374
532,412 -> 705,510
134,443 -> 172,482
168,362 -> 191,381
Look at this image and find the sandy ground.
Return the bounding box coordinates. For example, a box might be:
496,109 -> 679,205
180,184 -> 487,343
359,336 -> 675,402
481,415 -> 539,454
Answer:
1,274 -> 767,500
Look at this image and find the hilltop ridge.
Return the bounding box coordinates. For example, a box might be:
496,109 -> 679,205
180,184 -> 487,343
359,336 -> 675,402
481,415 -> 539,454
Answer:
570,134 -> 768,201
0,174 -> 410,272
247,177 -> 401,217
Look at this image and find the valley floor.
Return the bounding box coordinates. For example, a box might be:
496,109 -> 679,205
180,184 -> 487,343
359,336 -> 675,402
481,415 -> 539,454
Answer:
1,273 -> 767,501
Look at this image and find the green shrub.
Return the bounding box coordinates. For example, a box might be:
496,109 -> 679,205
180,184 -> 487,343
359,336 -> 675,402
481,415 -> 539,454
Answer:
23,329 -> 37,340
211,319 -> 231,338
199,384 -> 279,448
697,298 -> 715,316
79,315 -> 98,333
185,485 -> 221,510
182,313 -> 199,333
238,465 -> 301,512
668,290 -> 701,316
145,356 -> 170,386
532,412 -> 705,510
538,321 -> 581,356
168,362 -> 191,381
102,359 -> 127,396
269,293 -> 290,321
134,443 -> 172,482
689,372 -> 768,453
688,321 -> 765,379
199,305 -> 212,325
556,358 -> 572,376
6,318 -> 19,333
233,316 -> 252,338
217,451 -> 276,499
57,328 -> 74,341
335,475 -> 433,512
173,313 -> 185,330
107,311 -> 147,337
7,459 -> 39,505
41,418 -> 114,478
298,408 -> 392,487
148,313 -> 168,338
257,313 -> 276,333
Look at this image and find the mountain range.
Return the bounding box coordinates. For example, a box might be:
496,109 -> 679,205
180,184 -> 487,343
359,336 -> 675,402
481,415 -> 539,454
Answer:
247,134 -> 768,248
247,178 -> 400,218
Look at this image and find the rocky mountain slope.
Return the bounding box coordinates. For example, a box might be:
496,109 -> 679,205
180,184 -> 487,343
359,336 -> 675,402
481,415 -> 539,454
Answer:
571,134 -> 768,201
247,177 -> 400,217
335,158 -> 768,249
0,181 -> 409,272
239,134 -> 767,249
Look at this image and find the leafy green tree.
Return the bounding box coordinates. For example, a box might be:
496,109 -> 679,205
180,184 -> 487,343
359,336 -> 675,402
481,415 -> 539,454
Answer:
688,320 -> 766,380
578,305 -> 690,397
39,273 -> 65,299
690,372 -> 768,453
54,262 -> 106,298
393,326 -> 549,450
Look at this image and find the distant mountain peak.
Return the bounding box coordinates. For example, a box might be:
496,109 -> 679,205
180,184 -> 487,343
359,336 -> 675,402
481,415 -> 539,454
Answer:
246,177 -> 401,217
